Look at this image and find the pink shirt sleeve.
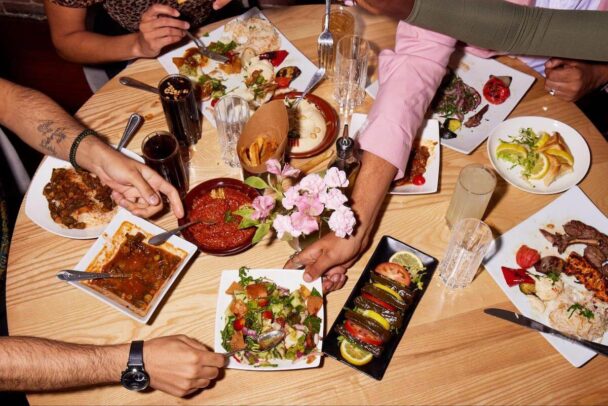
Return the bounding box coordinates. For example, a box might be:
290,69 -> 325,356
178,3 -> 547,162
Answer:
358,22 -> 456,179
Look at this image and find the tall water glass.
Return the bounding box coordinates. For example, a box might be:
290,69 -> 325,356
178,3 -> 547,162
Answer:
445,164 -> 496,229
214,95 -> 250,168
333,35 -> 368,119
439,218 -> 493,289
320,6 -> 355,78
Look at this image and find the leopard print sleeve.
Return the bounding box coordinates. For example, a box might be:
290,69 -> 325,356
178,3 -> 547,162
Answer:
51,0 -> 104,8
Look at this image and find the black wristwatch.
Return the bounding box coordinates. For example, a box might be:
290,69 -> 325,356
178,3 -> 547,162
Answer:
120,341 -> 150,391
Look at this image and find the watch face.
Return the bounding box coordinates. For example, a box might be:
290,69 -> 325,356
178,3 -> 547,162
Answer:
121,368 -> 150,391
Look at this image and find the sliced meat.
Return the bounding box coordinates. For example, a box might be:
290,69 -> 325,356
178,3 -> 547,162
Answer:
464,104 -> 489,128
584,245 -> 608,278
565,252 -> 608,302
540,229 -> 570,254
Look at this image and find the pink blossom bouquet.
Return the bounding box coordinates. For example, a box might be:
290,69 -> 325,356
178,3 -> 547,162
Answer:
233,159 -> 356,244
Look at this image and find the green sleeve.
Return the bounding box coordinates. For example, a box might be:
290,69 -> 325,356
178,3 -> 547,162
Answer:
405,0 -> 608,62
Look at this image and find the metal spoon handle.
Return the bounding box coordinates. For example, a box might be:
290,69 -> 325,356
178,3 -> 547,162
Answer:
119,76 -> 159,95
57,270 -> 128,281
116,113 -> 144,151
148,220 -> 200,246
293,68 -> 326,107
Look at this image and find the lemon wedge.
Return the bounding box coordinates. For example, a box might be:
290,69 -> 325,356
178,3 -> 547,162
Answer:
340,339 -> 373,366
389,251 -> 424,276
545,148 -> 574,166
362,310 -> 391,330
529,152 -> 550,180
496,143 -> 528,162
535,132 -> 551,148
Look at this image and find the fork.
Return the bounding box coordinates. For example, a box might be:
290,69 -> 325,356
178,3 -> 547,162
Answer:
317,0 -> 334,73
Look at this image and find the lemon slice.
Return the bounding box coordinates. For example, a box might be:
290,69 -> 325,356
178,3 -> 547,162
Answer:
372,283 -> 403,302
389,251 -> 424,275
535,132 -> 551,148
544,148 -> 574,166
340,339 -> 373,366
362,310 -> 390,330
529,152 -> 550,180
495,143 -> 528,162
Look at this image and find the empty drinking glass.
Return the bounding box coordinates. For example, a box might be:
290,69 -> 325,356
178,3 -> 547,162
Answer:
333,35 -> 368,120
438,218 -> 493,289
445,164 -> 497,229
214,95 -> 250,168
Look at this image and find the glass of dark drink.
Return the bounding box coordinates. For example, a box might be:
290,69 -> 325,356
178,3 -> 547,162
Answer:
141,131 -> 189,199
158,74 -> 202,153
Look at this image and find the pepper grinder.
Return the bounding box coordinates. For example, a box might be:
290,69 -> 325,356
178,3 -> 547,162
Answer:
329,124 -> 361,193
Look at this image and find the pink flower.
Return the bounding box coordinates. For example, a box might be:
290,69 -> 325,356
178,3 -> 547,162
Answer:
251,195 -> 275,220
328,206 -> 356,238
294,194 -> 324,217
324,167 -> 349,188
266,159 -> 301,178
272,214 -> 301,239
282,186 -> 300,210
290,211 -> 319,235
266,159 -> 282,176
320,188 -> 348,211
298,173 -> 326,195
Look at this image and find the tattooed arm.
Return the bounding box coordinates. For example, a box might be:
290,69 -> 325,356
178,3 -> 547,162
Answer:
0,78 -> 184,218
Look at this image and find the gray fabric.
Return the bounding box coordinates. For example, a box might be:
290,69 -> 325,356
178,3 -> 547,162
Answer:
406,0 -> 608,62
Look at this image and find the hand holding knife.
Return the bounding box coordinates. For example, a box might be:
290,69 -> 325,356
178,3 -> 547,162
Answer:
184,31 -> 230,63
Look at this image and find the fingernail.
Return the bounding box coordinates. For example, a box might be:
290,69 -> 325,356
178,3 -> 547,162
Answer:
303,273 -> 312,282
148,195 -> 159,205
185,23 -> 190,29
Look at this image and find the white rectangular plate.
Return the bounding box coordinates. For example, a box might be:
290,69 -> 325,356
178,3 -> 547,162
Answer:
158,7 -> 318,127
25,148 -> 143,239
349,114 -> 440,195
366,51 -> 535,154
214,268 -> 324,370
483,187 -> 608,367
69,210 -> 198,323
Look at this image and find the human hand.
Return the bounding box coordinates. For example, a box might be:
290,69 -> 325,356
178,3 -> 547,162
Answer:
284,232 -> 369,293
144,335 -> 225,397
83,140 -> 184,218
544,58 -> 608,102
212,0 -> 233,10
135,4 -> 189,58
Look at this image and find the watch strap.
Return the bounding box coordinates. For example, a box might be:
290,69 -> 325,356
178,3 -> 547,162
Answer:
128,340 -> 144,367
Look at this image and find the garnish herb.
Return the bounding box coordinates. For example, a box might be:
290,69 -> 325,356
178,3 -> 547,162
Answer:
546,271 -> 560,284
208,40 -> 237,55
567,303 -> 594,320
239,266 -> 254,285
224,210 -> 235,223
412,270 -> 426,290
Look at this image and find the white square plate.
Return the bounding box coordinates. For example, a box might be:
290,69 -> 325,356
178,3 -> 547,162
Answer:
214,268 -> 324,370
366,51 -> 535,154
68,210 -> 198,323
158,7 -> 318,127
349,114 -> 440,195
483,187 -> 608,367
25,148 -> 143,239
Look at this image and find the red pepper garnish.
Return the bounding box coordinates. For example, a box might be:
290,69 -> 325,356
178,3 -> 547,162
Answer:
259,50 -> 289,67
211,98 -> 220,107
275,76 -> 291,88
501,266 -> 534,287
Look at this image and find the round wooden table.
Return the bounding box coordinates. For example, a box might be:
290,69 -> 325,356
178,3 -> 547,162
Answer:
7,5 -> 608,405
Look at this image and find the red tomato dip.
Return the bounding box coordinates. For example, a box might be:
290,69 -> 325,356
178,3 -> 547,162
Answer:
188,187 -> 255,251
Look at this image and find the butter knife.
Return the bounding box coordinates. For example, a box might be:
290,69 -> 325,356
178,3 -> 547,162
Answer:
484,308 -> 608,356
184,31 -> 229,63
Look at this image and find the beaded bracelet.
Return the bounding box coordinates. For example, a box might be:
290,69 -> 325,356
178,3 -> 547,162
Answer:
69,129 -> 98,171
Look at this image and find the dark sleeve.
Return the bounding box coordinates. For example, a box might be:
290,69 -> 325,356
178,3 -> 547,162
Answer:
405,0 -> 608,62
51,0 -> 103,7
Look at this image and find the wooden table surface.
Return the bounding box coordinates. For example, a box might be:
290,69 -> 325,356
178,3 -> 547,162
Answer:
7,5 -> 608,405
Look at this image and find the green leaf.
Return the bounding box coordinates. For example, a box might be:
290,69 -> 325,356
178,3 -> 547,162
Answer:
239,217 -> 259,229
244,176 -> 270,190
233,206 -> 255,218
304,315 -> 322,334
224,210 -> 234,223
310,287 -> 322,297
252,222 -> 271,244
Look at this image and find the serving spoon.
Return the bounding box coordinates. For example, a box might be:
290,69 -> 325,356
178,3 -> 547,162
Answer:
222,330 -> 286,358
148,219 -> 216,246
57,270 -> 130,281
116,113 -> 144,151
119,76 -> 159,95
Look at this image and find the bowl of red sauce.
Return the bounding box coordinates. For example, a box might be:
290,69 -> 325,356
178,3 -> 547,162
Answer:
179,178 -> 260,256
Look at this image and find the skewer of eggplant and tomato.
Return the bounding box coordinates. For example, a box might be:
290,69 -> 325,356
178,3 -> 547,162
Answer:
336,261 -> 420,365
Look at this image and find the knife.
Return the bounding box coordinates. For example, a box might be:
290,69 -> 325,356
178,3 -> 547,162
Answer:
57,270 -> 130,282
484,308 -> 608,356
184,31 -> 230,63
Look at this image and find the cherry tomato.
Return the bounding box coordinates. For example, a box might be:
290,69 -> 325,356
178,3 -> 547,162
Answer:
412,175 -> 426,186
275,317 -> 286,327
233,318 -> 245,331
344,320 -> 383,346
257,297 -> 269,307
362,292 -> 396,312
276,76 -> 291,88
516,245 -> 541,269
262,310 -> 273,320
483,77 -> 510,105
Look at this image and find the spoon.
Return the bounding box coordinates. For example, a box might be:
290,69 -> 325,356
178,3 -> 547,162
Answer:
116,113 -> 144,151
222,330 -> 286,358
119,76 -> 159,95
291,67 -> 326,108
57,270 -> 130,282
148,220 -> 216,246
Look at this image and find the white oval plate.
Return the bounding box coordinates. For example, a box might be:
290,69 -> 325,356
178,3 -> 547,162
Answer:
25,148 -> 144,239
486,116 -> 590,195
